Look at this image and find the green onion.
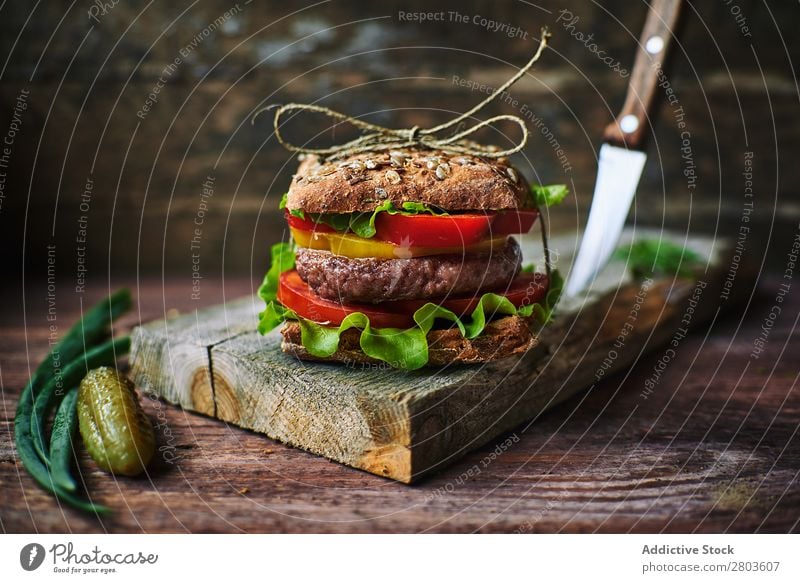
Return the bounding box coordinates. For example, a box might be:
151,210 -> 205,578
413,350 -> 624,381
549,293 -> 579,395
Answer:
15,383 -> 110,514
49,387 -> 80,492
14,289 -> 132,513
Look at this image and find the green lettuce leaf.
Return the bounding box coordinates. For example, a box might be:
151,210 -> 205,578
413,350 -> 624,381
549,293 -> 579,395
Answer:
347,199 -> 394,238
258,301 -> 292,335
613,239 -> 702,279
257,242 -> 295,303
315,213 -> 352,232
531,184 -> 569,208
297,312 -> 429,370
460,294 -> 519,339
398,201 -> 447,215
256,242 -> 296,333
517,268 -> 564,325
279,192 -> 305,219
309,201 -> 445,239
295,303 -> 462,370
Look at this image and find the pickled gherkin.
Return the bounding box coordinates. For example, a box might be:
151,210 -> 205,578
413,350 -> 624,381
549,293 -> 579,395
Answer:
78,367 -> 155,476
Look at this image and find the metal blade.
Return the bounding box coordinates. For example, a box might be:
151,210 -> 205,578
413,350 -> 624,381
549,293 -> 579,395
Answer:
565,143 -> 647,296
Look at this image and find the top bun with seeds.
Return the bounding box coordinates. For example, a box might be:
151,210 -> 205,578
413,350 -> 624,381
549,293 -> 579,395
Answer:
284,148 -> 532,214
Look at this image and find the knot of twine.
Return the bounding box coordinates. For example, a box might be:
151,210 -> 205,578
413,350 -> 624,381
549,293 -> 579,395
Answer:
253,28 -> 550,160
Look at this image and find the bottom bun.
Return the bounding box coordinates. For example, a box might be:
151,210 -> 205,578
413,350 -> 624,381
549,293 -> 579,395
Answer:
279,315 -> 538,367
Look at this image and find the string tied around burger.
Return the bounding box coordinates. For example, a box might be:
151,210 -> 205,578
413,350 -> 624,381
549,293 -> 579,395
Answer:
252,28 -> 551,160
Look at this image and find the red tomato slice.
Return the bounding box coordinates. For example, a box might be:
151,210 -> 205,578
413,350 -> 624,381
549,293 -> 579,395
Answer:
391,272 -> 549,316
490,209 -> 539,237
277,271 -> 550,329
374,209 -> 539,248
375,213 -> 492,247
287,208 -> 539,247
277,270 -> 414,328
285,210 -> 336,233
442,272 -> 548,314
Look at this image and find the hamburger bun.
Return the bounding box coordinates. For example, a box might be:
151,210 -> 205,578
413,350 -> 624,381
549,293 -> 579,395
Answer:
285,148 -> 531,214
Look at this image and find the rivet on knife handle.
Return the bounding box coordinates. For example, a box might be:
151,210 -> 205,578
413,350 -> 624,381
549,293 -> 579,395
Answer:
602,0 -> 684,150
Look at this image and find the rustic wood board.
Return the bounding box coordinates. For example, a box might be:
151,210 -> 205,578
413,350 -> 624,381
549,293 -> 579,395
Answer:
130,230 -> 735,483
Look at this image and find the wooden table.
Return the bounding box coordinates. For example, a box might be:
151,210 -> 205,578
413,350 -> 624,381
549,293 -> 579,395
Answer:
1,277 -> 798,533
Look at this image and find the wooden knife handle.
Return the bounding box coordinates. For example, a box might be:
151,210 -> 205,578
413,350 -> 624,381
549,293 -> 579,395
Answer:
603,0 -> 684,150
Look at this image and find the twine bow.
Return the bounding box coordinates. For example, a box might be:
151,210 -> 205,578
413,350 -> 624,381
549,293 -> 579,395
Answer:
253,28 -> 550,160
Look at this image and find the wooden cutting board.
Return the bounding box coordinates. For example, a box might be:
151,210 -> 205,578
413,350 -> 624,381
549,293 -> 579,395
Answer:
129,230 -> 739,483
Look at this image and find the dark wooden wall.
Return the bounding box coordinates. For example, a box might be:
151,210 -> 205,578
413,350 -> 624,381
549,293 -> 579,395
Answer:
1,0 -> 797,281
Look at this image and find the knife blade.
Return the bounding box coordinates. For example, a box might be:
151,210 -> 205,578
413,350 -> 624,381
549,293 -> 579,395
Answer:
565,0 -> 684,296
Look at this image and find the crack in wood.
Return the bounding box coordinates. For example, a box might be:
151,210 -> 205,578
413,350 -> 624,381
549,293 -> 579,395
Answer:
206,345 -> 217,419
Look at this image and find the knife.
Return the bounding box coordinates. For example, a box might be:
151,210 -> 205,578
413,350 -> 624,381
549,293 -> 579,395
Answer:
565,0 -> 684,296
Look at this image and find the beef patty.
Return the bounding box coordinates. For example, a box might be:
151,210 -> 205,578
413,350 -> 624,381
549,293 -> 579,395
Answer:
295,236 -> 522,304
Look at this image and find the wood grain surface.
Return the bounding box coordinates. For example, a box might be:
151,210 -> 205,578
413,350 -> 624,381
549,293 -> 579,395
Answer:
1,269 -> 798,533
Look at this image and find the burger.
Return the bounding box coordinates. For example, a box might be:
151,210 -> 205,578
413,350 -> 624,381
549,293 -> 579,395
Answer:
257,147 -> 565,370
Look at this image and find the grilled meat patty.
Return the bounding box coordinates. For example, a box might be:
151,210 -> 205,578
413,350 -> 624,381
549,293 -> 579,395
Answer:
295,236 -> 522,304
